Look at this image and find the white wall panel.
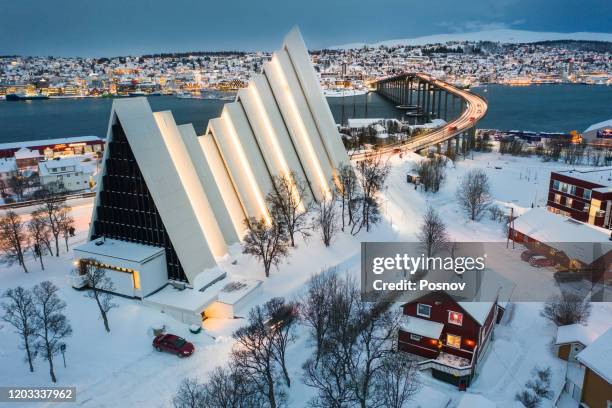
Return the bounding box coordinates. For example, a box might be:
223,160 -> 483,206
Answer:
240,75 -> 313,203
209,115 -> 269,222
264,52 -> 333,201
177,124 -> 240,246
154,111 -> 227,257
199,131 -> 248,238
283,28 -> 350,170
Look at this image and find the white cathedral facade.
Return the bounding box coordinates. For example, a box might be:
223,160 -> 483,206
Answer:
72,28 -> 349,324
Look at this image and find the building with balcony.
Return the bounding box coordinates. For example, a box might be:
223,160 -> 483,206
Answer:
398,291 -> 499,388
547,168 -> 612,229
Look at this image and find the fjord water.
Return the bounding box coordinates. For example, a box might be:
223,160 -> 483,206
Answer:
0,84 -> 610,143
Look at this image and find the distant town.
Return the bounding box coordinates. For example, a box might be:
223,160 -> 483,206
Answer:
1,40 -> 611,100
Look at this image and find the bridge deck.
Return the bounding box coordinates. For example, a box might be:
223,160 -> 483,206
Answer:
352,73 -> 487,159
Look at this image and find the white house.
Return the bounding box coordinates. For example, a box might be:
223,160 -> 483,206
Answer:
38,157 -> 93,192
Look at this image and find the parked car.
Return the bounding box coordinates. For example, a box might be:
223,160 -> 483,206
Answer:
529,255 -> 555,268
520,250 -> 536,262
153,334 -> 194,357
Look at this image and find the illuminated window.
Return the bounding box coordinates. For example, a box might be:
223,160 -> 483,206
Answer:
417,303 -> 431,318
552,180 -> 560,190
133,271 -> 141,290
554,194 -> 561,204
448,311 -> 463,326
410,334 -> 421,341
446,334 -> 461,349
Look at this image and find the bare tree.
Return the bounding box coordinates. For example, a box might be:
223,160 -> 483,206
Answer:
346,300 -> 400,408
526,367 -> 553,400
28,210 -> 51,271
335,164 -> 359,231
417,206 -> 448,257
267,172 -> 312,247
413,156 -> 447,193
59,211 -> 75,252
0,210 -> 30,273
315,192 -> 338,247
303,351 -> 353,408
265,297 -> 297,388
173,367 -> 263,408
8,169 -> 28,201
303,275 -> 399,408
515,366 -> 553,408
373,352 -> 420,408
541,293 -> 591,326
31,209 -> 53,256
32,281 -> 72,383
232,305 -> 286,408
36,188 -> 71,257
457,169 -> 491,221
242,217 -> 290,278
355,154 -> 390,233
202,365 -> 264,408
299,271 -> 339,367
81,260 -> 118,332
1,287 -> 38,372
173,378 -> 206,408
515,390 -> 540,408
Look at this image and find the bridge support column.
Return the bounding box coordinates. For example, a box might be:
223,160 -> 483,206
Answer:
444,92 -> 449,120
455,136 -> 460,153
436,143 -> 441,155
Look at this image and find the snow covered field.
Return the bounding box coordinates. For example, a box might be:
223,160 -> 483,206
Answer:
1,149 -> 611,408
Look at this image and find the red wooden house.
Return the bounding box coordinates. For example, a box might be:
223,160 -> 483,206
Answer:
398,291 -> 499,387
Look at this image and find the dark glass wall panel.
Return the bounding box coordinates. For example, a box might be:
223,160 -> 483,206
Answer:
92,120 -> 188,282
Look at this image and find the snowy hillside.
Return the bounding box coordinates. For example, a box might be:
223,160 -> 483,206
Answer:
331,29 -> 612,49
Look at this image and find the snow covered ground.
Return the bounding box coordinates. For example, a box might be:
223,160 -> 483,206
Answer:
1,149 -> 611,408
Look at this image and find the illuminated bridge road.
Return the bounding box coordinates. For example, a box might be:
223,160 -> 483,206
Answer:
351,73 -> 487,159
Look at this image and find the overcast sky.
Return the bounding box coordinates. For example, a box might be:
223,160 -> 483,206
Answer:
1,0 -> 610,57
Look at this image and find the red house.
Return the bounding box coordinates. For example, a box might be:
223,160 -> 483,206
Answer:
398,291 -> 499,387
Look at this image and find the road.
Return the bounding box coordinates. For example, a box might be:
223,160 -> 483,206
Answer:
351,73 -> 488,160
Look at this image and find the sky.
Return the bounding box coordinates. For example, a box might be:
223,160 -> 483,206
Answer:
0,0 -> 610,57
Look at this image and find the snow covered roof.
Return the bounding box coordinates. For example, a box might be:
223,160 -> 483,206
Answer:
0,158 -> 17,173
458,302 -> 495,325
555,168 -> 612,186
400,315 -> 443,339
75,238 -> 165,264
41,157 -> 80,169
457,393 -> 496,408
584,118 -> 612,133
576,327 -> 612,384
556,324 -> 603,346
14,147 -> 43,159
512,208 -> 612,264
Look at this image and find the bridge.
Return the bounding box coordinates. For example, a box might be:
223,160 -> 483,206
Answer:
352,73 -> 487,159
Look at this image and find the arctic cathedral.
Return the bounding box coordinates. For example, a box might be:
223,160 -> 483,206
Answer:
72,28 -> 349,321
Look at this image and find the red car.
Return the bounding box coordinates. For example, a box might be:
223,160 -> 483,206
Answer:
153,334 -> 195,357
529,255 -> 555,268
